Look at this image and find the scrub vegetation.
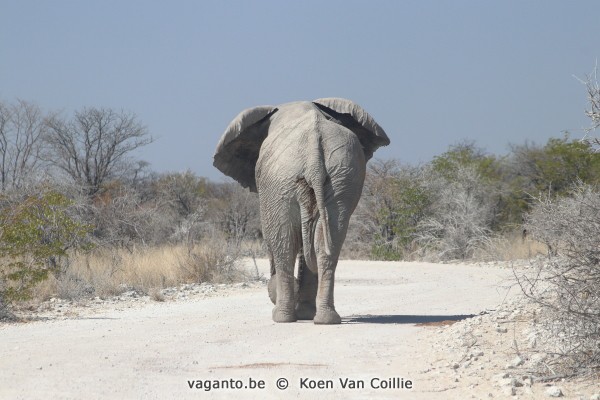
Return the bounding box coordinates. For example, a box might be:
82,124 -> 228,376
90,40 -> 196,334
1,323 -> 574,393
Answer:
1,69 -> 599,374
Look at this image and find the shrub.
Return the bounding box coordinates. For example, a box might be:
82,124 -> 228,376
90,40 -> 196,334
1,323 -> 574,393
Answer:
0,190 -> 90,304
521,183 -> 600,375
417,165 -> 494,260
179,236 -> 242,284
351,161 -> 430,260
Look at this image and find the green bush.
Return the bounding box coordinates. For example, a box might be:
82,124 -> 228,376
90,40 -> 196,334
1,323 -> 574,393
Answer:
369,170 -> 431,260
0,191 -> 91,303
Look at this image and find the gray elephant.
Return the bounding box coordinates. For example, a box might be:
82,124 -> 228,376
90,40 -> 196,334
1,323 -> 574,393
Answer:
213,98 -> 389,324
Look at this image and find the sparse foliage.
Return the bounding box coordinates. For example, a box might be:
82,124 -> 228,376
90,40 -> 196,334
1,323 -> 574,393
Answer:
44,107 -> 152,196
179,235 -> 242,284
0,100 -> 47,191
355,160 -> 430,260
580,64 -> 600,134
417,165 -> 494,260
86,182 -> 171,249
210,183 -> 261,247
520,183 -> 600,375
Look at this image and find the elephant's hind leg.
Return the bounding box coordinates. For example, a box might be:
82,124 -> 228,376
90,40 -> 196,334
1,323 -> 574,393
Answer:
313,219 -> 342,325
271,242 -> 300,323
295,253 -> 317,320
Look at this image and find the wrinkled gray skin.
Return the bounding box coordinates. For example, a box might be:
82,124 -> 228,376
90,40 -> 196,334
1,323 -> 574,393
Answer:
214,98 -> 389,324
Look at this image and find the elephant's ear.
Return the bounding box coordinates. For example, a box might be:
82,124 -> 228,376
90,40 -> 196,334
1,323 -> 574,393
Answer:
213,105 -> 278,192
313,98 -> 390,160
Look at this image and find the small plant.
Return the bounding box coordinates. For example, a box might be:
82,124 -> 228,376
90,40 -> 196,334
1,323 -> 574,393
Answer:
149,288 -> 165,302
179,236 -> 241,284
0,191 -> 90,305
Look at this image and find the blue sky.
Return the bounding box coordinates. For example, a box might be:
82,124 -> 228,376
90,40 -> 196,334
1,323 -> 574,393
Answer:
1,1 -> 599,180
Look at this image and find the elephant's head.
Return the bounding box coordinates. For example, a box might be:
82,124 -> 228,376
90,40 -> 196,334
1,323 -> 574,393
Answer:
213,98 -> 390,192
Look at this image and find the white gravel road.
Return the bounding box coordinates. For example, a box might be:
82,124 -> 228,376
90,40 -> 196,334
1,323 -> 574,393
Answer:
0,259 -> 518,399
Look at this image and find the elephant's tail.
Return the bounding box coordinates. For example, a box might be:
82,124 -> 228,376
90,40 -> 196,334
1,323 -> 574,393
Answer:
306,132 -> 332,257
318,202 -> 332,256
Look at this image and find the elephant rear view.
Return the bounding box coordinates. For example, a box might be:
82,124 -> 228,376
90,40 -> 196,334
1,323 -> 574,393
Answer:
214,98 -> 390,324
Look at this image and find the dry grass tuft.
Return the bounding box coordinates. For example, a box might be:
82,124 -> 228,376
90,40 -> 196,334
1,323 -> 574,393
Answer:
30,239 -> 244,302
474,231 -> 547,262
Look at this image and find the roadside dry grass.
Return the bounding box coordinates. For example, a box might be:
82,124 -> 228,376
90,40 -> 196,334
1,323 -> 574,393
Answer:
476,232 -> 547,261
33,239 -> 246,302
27,232 -> 545,305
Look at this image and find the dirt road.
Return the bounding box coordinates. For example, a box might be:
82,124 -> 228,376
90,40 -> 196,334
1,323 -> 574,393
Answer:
0,260 -> 517,399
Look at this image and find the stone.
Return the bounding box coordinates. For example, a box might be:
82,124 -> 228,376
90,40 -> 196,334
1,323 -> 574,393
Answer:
511,356 -> 524,367
512,379 -> 523,388
527,333 -> 537,349
545,386 -> 563,397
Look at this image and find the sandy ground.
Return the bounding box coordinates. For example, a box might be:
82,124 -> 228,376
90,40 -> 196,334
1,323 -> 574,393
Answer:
0,259 -> 597,399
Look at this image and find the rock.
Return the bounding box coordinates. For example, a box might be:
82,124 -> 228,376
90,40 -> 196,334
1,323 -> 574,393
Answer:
511,356 -> 524,367
502,386 -> 516,396
512,379 -> 523,388
590,394 -> 599,400
496,326 -> 508,333
545,386 -> 563,397
527,333 -> 537,349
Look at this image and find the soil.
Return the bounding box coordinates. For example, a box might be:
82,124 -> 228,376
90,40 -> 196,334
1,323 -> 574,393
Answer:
0,259 -> 598,399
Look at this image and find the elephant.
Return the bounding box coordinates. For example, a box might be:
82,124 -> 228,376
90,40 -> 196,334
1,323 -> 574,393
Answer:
213,98 -> 390,324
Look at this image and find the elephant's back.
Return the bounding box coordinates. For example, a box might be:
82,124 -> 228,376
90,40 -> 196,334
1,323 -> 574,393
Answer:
256,103 -> 318,177
256,101 -> 366,191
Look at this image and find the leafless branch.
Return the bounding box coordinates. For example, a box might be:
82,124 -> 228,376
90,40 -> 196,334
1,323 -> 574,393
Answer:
43,107 -> 152,196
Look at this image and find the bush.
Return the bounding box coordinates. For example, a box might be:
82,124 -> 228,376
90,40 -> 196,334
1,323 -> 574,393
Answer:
350,161 -> 430,260
521,183 -> 600,375
417,165 -> 494,260
370,172 -> 430,260
179,235 -> 242,284
0,190 -> 90,304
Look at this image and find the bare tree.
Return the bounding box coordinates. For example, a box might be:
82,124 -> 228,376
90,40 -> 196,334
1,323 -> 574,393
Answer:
0,100 -> 46,191
44,107 -> 152,196
576,63 -> 600,151
582,65 -> 600,132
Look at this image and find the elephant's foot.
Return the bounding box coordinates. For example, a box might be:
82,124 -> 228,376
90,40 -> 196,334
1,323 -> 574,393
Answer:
272,306 -> 297,323
295,301 -> 316,320
314,308 -> 341,325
